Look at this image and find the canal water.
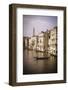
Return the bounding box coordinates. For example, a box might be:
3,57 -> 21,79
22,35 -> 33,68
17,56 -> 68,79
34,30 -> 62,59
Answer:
23,49 -> 57,75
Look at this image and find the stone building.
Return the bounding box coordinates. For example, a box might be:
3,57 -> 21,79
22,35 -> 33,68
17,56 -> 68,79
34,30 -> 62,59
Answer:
36,31 -> 48,52
23,37 -> 29,49
28,28 -> 48,52
28,27 -> 38,50
48,27 -> 57,55
23,26 -> 57,56
29,36 -> 38,50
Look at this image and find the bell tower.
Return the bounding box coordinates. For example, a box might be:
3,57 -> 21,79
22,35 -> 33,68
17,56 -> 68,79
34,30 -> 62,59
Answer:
33,27 -> 35,36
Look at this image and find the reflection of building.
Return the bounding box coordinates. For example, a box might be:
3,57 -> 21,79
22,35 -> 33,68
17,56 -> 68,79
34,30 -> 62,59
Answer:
48,27 -> 57,55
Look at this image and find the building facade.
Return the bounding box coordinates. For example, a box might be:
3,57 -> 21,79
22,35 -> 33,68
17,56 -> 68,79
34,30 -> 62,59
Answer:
48,27 -> 57,55
36,31 -> 48,52
23,37 -> 29,49
29,36 -> 38,50
23,27 -> 57,56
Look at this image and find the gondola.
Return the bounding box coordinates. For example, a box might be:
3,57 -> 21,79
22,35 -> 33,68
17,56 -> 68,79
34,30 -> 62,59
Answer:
34,56 -> 49,60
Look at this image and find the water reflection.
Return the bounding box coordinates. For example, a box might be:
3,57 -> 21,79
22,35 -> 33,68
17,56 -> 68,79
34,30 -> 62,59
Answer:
23,49 -> 57,75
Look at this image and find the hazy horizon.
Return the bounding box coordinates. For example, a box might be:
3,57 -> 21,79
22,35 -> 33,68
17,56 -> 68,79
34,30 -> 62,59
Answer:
23,15 -> 57,37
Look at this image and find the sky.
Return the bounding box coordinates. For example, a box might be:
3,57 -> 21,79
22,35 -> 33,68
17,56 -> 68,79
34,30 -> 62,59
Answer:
23,15 -> 57,37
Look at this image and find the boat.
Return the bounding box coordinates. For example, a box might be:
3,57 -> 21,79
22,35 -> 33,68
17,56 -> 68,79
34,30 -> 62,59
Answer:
34,56 -> 49,60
